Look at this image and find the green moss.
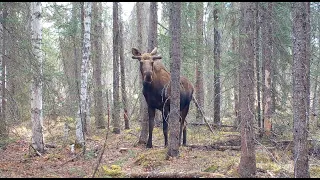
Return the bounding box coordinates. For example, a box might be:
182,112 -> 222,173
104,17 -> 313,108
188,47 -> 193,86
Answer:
102,165 -> 123,177
310,165 -> 320,178
204,164 -> 219,172
257,162 -> 282,174
134,149 -> 166,169
256,152 -> 272,163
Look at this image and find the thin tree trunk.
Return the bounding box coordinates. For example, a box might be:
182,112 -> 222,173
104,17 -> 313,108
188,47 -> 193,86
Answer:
231,2 -> 240,130
76,2 -> 92,150
292,2 -> 310,178
238,2 -> 256,177
92,2 -> 105,129
213,3 -> 221,126
30,2 -> 44,153
119,7 -> 129,130
147,2 -> 161,128
137,2 -> 149,144
254,2 -> 262,132
195,2 -> 204,124
0,2 -> 8,138
167,1 -> 181,158
261,2 -> 273,136
112,2 -> 120,134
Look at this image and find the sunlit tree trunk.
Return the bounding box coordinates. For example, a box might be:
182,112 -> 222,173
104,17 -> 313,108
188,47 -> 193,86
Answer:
112,2 -> 120,134
76,2 -> 92,149
30,2 -> 44,153
292,2 -> 310,178
238,2 -> 256,177
92,2 -> 105,129
167,1 -> 181,158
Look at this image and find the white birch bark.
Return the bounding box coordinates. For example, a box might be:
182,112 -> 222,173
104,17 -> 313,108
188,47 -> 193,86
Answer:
76,2 -> 92,146
30,2 -> 44,153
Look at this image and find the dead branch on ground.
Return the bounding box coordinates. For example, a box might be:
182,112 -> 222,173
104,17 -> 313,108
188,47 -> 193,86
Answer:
92,128 -> 110,178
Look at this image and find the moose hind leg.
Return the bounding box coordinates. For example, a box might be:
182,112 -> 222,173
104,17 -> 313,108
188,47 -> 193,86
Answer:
162,108 -> 169,147
147,107 -> 155,148
181,105 -> 190,146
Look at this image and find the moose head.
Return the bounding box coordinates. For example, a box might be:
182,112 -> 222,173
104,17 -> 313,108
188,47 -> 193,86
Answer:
132,47 -> 162,84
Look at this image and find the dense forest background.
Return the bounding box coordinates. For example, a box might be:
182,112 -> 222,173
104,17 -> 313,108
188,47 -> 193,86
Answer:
0,2 -> 319,178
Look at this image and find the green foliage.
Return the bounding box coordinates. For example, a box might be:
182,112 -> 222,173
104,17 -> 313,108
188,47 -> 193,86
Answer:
102,164 -> 123,178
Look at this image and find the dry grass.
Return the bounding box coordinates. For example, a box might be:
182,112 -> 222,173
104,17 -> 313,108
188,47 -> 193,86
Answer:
0,116 -> 320,178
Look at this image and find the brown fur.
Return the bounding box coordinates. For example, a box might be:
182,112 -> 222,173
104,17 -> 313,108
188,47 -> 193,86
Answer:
132,47 -> 194,148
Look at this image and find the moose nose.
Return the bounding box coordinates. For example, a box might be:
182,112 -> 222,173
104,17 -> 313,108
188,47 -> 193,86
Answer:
144,72 -> 153,83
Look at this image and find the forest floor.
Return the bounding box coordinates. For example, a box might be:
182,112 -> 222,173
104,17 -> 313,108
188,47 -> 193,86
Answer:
1,117 -> 320,178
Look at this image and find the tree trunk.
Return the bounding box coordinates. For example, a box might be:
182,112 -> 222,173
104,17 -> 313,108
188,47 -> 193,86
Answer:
147,2 -> 162,128
0,2 -> 8,138
238,2 -> 256,177
92,2 -> 105,129
254,2 -> 262,132
292,2 -> 310,178
195,2 -> 204,124
30,2 -> 44,153
231,2 -> 240,130
213,3 -> 221,126
112,2 -> 120,134
76,2 -> 92,149
61,2 -> 81,118
167,1 -> 181,158
137,2 -> 149,144
261,2 -> 273,136
119,7 -> 129,130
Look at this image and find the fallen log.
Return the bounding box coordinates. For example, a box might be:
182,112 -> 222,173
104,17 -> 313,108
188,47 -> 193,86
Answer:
186,144 -> 275,151
126,171 -> 226,178
188,123 -> 236,129
187,144 -> 240,151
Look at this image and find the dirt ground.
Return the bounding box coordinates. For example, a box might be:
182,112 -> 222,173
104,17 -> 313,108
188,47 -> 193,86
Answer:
1,118 -> 320,178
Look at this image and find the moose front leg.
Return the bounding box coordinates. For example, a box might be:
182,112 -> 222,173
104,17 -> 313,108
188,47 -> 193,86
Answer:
147,107 -> 155,148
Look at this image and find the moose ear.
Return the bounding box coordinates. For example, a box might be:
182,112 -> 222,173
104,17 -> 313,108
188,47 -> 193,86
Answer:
150,47 -> 157,55
132,48 -> 141,56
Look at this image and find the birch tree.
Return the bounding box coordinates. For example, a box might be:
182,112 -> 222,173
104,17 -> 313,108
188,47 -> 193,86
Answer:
30,2 -> 44,153
76,2 -> 92,149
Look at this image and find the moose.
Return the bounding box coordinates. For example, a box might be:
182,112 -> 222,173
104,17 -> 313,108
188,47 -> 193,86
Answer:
132,47 -> 194,148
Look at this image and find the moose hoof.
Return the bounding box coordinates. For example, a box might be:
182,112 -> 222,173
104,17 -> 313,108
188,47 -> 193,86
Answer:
146,144 -> 153,148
